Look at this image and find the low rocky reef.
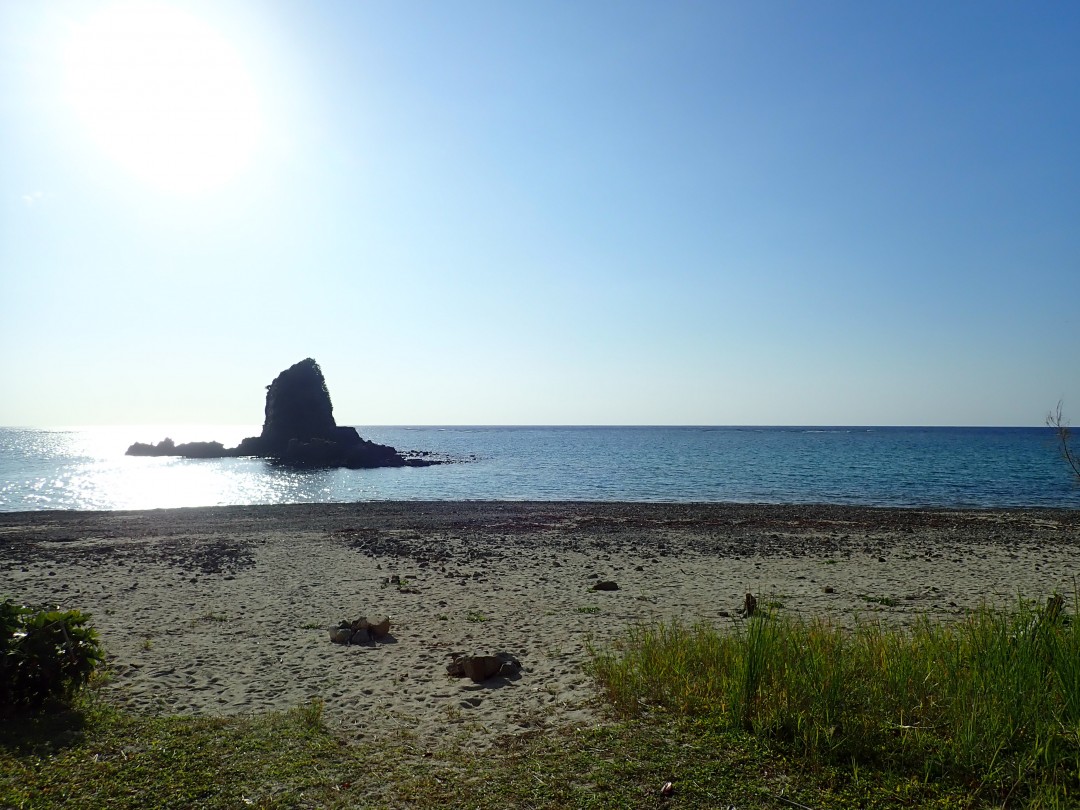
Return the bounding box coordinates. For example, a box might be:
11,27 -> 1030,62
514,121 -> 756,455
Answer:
126,438 -> 229,459
126,358 -> 443,469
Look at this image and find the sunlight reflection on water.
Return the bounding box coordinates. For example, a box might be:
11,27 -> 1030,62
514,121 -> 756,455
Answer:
1,425 -> 1077,511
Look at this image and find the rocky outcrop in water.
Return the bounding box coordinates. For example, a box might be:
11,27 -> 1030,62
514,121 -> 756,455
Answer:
125,438 -> 229,458
236,359 -> 338,457
126,358 -> 439,468
231,359 -> 421,468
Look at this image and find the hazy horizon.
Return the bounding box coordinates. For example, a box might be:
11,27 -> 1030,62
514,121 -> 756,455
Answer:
3,2 -> 1078,428
1,422 -> 1063,431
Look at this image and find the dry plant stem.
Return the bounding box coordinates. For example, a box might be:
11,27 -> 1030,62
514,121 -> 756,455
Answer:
1048,401 -> 1080,480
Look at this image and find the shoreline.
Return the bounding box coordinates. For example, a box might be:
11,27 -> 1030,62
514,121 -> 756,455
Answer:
3,502 -> 1079,746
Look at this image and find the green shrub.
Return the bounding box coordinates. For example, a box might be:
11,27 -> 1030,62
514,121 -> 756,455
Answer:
1,600 -> 105,715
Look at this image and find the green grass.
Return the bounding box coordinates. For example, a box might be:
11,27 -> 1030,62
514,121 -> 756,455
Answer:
0,691 -> 977,809
590,598 -> 1080,807
0,696 -> 343,809
6,598 -> 1080,808
192,611 -> 229,625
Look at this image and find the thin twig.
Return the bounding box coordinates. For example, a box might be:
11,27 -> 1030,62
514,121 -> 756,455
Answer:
1048,402 -> 1080,480
773,794 -> 817,810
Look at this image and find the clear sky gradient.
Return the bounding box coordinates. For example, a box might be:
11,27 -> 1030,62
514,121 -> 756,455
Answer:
2,1 -> 1078,427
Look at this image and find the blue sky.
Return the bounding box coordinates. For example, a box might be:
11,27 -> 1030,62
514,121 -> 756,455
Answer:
1,1 -> 1077,427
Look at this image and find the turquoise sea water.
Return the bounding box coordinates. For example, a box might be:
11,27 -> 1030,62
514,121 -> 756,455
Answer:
0,425 -> 1076,512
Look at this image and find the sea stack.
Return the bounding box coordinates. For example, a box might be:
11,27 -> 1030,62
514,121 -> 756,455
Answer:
233,358 -> 411,467
127,358 -> 436,468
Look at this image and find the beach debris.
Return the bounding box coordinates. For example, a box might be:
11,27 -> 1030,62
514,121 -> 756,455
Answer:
329,627 -> 353,644
351,627 -> 371,644
463,656 -> 504,682
1046,593 -> 1065,623
592,580 -> 619,591
368,615 -> 391,637
446,652 -> 522,682
329,615 -> 392,644
743,592 -> 758,617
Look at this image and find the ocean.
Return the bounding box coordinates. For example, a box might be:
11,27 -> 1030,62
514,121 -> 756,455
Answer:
0,425 -> 1076,512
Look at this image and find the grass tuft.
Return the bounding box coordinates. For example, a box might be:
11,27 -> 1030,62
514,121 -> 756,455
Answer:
590,597 -> 1080,805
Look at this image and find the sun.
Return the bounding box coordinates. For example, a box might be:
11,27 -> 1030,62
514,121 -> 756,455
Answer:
64,1 -> 262,194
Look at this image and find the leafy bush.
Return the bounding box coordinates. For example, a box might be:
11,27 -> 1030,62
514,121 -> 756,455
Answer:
1,600 -> 105,715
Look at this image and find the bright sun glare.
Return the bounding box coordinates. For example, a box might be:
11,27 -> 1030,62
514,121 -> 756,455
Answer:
64,1 -> 262,194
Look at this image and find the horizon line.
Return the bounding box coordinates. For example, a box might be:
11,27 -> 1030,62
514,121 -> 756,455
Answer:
2,423 -> 1058,431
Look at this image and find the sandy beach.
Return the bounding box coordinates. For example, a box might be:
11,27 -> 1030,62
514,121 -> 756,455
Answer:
2,502 -> 1078,746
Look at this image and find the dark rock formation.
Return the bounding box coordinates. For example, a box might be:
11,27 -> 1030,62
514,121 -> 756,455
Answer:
126,438 -> 229,458
126,438 -> 177,457
235,359 -> 428,468
126,358 -> 439,468
245,358 -> 339,456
